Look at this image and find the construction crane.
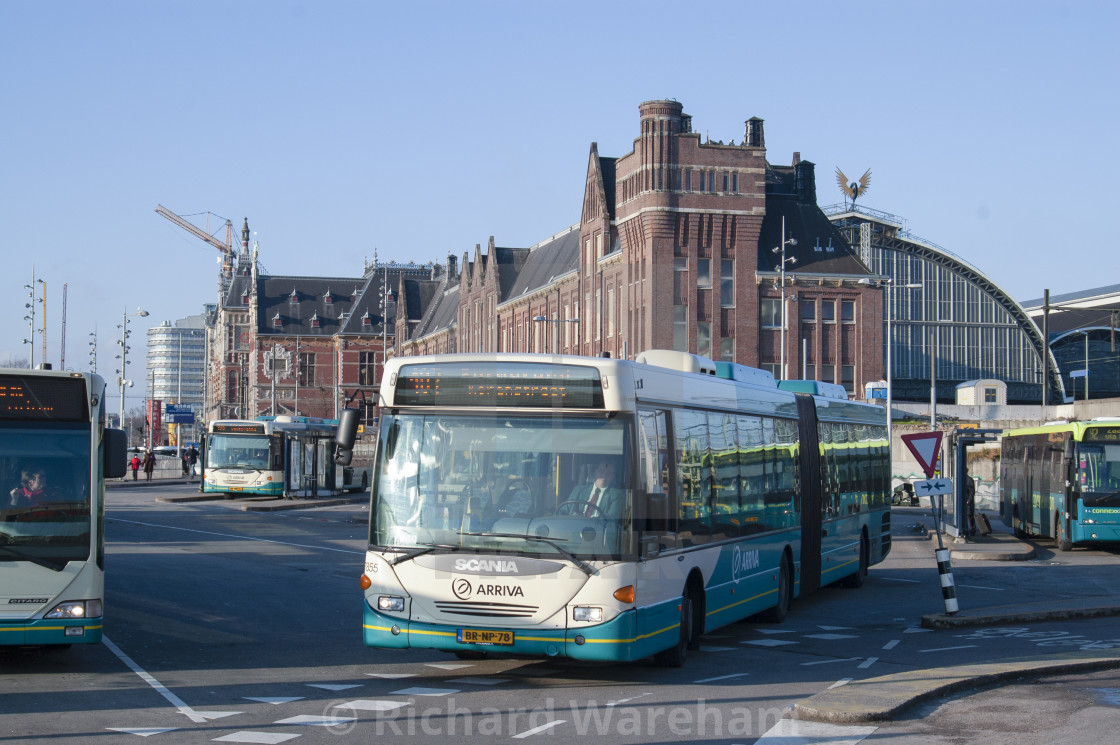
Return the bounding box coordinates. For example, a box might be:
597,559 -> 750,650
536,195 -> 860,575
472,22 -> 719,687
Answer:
155,204 -> 235,272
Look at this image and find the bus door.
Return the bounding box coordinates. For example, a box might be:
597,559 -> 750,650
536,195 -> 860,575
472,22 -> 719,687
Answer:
287,436 -> 316,497
792,395 -> 822,594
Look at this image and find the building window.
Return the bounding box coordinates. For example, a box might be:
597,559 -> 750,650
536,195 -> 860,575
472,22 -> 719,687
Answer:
673,305 -> 688,351
697,259 -> 711,289
732,173 -> 738,194
841,365 -> 854,394
697,322 -> 711,358
822,300 -> 835,323
272,314 -> 282,328
984,386 -> 998,404
298,353 -> 315,387
720,259 -> 734,307
720,337 -> 733,360
361,312 -> 372,327
800,300 -> 816,322
360,400 -> 377,429
309,313 -> 320,328
359,351 -> 377,386
822,364 -> 835,383
324,290 -> 333,304
289,290 -> 299,304
841,299 -> 855,323
804,364 -> 816,380
761,298 -> 782,329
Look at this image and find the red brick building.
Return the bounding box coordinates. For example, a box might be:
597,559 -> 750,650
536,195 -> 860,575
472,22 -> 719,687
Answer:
397,100 -> 883,394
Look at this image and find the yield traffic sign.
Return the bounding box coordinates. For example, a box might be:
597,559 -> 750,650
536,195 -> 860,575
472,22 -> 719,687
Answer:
901,431 -> 944,479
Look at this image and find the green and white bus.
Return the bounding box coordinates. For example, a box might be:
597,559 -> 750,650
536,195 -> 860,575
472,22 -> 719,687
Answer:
203,415 -> 368,498
0,368 -> 126,646
1000,419 -> 1120,550
361,351 -> 890,666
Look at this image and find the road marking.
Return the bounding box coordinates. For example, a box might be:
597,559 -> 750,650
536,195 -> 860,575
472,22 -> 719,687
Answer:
801,658 -> 858,666
109,518 -> 364,554
366,673 -> 417,679
920,645 -> 979,653
307,683 -> 362,691
957,584 -> 1005,591
818,625 -> 854,630
106,728 -> 179,737
904,627 -> 934,633
742,639 -> 798,647
448,677 -> 511,685
694,672 -> 751,683
858,657 -> 878,669
244,697 -> 305,705
805,634 -> 858,640
755,629 -> 798,634
390,687 -> 460,696
700,645 -> 737,652
882,639 -> 900,650
103,635 -> 242,723
274,714 -> 356,726
425,662 -> 474,670
213,733 -> 300,744
755,719 -> 876,744
880,577 -> 920,583
334,699 -> 410,712
608,693 -> 652,706
513,719 -> 566,738
828,678 -> 854,689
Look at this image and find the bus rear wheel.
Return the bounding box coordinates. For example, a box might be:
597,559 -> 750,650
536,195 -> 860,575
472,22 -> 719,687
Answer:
761,553 -> 792,623
1055,513 -> 1073,552
841,534 -> 869,588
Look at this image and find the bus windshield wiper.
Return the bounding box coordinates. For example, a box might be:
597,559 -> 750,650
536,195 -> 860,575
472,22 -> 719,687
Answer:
386,543 -> 461,567
463,532 -> 595,576
0,545 -> 67,572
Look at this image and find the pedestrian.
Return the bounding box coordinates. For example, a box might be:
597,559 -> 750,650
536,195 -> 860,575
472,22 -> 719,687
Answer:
130,453 -> 141,480
142,448 -> 155,481
964,473 -> 977,536
187,445 -> 199,483
181,451 -> 190,477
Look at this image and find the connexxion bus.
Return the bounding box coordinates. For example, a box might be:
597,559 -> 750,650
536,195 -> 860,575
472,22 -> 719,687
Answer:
0,368 -> 126,646
1000,419 -> 1120,550
361,351 -> 890,666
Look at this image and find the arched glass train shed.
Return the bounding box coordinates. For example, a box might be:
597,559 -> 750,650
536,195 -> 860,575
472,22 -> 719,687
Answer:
826,205 -> 1063,405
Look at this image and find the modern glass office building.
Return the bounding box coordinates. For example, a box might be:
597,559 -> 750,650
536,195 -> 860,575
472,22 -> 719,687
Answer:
146,315 -> 207,413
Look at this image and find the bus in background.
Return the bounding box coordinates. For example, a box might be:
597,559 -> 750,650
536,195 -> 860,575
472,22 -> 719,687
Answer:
203,414 -> 368,498
1000,419 -> 1120,550
361,351 -> 890,667
0,368 -> 127,647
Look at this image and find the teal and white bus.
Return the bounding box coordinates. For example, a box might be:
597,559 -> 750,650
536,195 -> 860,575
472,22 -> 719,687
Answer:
0,368 -> 126,647
203,415 -> 368,498
1000,419 -> 1120,550
361,351 -> 890,666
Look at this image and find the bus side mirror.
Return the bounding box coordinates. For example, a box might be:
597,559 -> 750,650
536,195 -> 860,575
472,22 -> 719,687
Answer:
104,428 -> 128,479
335,408 -> 359,465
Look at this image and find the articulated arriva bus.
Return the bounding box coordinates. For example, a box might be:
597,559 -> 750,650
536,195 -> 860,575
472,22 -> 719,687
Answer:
0,368 -> 126,646
1000,419 -> 1120,550
361,351 -> 890,666
204,415 -> 369,498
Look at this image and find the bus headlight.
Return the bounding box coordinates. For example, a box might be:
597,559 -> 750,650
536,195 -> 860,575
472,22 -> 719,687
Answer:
377,596 -> 405,613
573,606 -> 603,623
45,599 -> 102,619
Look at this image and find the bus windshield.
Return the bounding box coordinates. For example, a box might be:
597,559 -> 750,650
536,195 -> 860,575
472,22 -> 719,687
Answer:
0,424 -> 93,566
1079,442 -> 1120,501
371,413 -> 633,560
206,434 -> 277,470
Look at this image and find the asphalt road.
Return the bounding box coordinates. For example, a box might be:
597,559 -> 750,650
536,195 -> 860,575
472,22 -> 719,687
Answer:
2,489 -> 1119,744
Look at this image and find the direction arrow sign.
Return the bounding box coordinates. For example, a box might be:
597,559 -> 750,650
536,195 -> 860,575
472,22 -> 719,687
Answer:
914,477 -> 953,497
901,431 -> 944,478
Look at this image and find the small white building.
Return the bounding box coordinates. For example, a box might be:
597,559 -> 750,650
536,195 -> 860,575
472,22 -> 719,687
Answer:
955,379 -> 1007,406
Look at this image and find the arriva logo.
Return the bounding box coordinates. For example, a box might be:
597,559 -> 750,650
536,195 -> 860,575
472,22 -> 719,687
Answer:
731,545 -> 760,583
453,558 -> 519,573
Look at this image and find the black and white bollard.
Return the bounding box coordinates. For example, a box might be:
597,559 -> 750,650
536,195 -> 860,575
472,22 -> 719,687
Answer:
935,547 -> 958,615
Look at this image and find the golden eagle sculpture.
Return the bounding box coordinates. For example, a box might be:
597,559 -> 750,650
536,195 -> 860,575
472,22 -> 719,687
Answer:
835,167 -> 871,208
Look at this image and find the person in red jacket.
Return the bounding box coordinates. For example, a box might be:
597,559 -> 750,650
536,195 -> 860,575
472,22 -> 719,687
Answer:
130,454 -> 141,480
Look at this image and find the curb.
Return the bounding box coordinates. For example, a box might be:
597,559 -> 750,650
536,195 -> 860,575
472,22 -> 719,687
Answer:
789,652 -> 1120,723
922,599 -> 1120,629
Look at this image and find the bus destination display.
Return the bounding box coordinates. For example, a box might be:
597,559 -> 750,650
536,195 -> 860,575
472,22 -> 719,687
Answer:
394,362 -> 604,408
212,422 -> 267,434
0,374 -> 88,422
1084,426 -> 1120,443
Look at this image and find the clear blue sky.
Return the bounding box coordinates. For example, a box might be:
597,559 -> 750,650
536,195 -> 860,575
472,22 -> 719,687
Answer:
3,1 -> 1117,406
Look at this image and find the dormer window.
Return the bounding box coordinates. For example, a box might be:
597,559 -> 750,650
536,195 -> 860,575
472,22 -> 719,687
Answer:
242,292 -> 250,304
324,290 -> 333,304
289,289 -> 299,304
272,313 -> 282,328
309,313 -> 320,328
361,311 -> 372,327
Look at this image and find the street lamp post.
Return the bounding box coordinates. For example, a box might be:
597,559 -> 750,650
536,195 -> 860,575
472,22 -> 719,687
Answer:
883,280 -> 923,452
532,315 -> 580,354
772,216 -> 797,380
116,306 -> 149,435
23,270 -> 45,369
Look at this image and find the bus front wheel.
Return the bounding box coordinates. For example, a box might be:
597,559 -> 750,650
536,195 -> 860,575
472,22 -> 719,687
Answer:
654,593 -> 692,668
1055,513 -> 1073,552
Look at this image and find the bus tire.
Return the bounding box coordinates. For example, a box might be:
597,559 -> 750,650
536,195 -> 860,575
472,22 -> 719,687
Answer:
1055,513 -> 1073,552
654,593 -> 691,668
842,533 -> 869,588
761,552 -> 792,623
453,650 -> 489,660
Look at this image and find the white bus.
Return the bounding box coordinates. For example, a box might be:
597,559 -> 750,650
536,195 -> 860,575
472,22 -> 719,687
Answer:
361,352 -> 890,666
0,368 -> 127,647
203,415 -> 368,498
